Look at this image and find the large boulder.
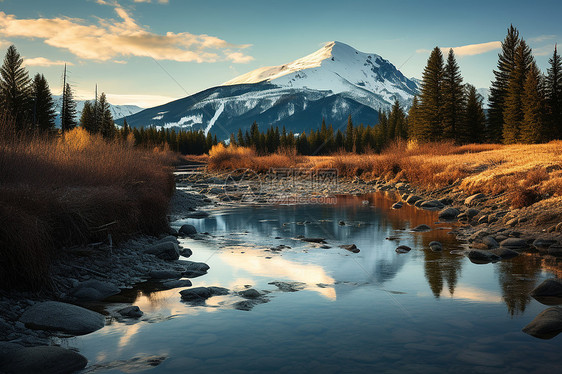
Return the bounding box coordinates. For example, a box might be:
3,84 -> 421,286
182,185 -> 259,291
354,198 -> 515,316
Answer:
69,280 -> 120,301
149,269 -> 182,280
499,238 -> 528,251
522,307 -> 562,339
467,250 -> 500,264
438,207 -> 460,220
144,242 -> 180,261
179,224 -> 197,237
0,346 -> 87,374
19,301 -> 105,335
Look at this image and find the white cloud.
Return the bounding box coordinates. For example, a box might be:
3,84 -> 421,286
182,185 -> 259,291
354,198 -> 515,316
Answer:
532,44 -> 556,57
529,35 -> 556,43
0,5 -> 253,64
442,41 -> 501,56
23,57 -> 72,67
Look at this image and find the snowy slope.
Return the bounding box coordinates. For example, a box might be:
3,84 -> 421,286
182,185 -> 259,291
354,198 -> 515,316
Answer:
118,42 -> 419,137
53,96 -> 143,126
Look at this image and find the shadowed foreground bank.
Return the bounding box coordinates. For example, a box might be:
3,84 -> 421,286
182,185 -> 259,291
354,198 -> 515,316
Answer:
0,128 -> 176,291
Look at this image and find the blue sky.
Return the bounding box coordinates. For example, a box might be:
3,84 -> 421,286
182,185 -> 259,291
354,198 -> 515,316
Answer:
0,0 -> 560,107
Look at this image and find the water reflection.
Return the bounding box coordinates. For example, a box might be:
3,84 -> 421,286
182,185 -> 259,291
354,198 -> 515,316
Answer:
497,253 -> 543,316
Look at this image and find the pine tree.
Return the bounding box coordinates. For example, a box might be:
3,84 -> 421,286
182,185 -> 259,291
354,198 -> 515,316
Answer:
80,101 -> 96,133
122,118 -> 130,140
97,93 -> 115,138
488,25 -> 520,143
442,49 -> 464,142
521,62 -> 545,143
407,96 -> 420,140
0,45 -> 32,131
418,47 -> 444,142
31,73 -> 56,132
545,45 -> 562,139
503,40 -> 533,144
60,83 -> 77,132
461,84 -> 486,144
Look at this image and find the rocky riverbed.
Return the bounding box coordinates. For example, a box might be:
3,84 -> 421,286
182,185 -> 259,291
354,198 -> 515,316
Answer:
2,165 -> 562,373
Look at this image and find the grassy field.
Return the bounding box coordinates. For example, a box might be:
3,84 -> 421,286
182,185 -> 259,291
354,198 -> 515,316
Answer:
206,140 -> 562,209
0,128 -> 176,290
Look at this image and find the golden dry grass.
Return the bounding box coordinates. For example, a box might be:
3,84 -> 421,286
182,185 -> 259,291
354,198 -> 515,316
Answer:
0,128 -> 176,290
208,141 -> 562,209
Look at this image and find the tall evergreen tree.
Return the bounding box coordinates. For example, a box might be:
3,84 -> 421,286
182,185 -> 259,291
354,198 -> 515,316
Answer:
0,45 -> 32,131
31,73 -> 56,132
407,96 -> 420,140
488,25 -> 520,142
418,47 -> 444,142
442,49 -> 464,142
97,93 -> 115,138
60,83 -> 77,132
80,101 -> 96,133
503,40 -> 533,143
545,45 -> 562,139
521,62 -> 546,143
461,84 -> 486,144
344,115 -> 354,152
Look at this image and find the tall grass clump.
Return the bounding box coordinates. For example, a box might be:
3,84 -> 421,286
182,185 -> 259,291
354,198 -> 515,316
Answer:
0,127 -> 175,291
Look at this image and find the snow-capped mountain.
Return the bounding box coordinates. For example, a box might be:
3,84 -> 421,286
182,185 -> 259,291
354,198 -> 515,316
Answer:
53,96 -> 143,127
117,41 -> 419,137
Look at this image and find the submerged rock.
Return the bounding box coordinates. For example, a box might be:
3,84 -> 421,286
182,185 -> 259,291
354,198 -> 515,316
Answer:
490,248 -> 519,259
0,345 -> 87,374
339,244 -> 360,253
268,281 -> 306,292
180,286 -> 229,301
118,306 -> 143,318
522,307 -> 562,339
300,237 -> 327,244
395,245 -> 412,253
19,301 -> 105,335
429,241 -> 443,251
238,288 -> 263,299
467,249 -> 500,264
412,224 -> 431,232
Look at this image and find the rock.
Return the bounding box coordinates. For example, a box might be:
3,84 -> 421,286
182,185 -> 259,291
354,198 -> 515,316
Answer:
419,200 -> 445,210
396,245 -> 411,253
506,218 -> 518,227
465,193 -> 485,206
19,301 -> 105,335
467,250 -> 500,264
392,202 -> 403,209
180,286 -> 229,301
412,224 -> 431,232
499,238 -> 528,250
531,279 -> 562,298
546,245 -> 562,256
149,270 -> 182,280
522,307 -> 562,339
438,207 -> 460,220
118,306 -> 143,318
338,220 -> 346,226
429,241 -> 442,251
233,300 -> 259,311
414,199 -> 425,207
0,342 -> 23,366
179,247 -> 193,258
185,211 -> 209,219
69,280 -> 120,301
482,236 -> 499,248
238,289 -> 262,299
144,242 -> 180,261
490,248 -> 519,259
155,235 -> 179,245
339,244 -> 360,253
161,279 -> 193,289
268,281 -> 306,292
179,224 -> 197,237
405,195 -> 422,205
300,237 -> 327,243
533,238 -> 558,250
556,222 -> 562,232
0,346 -> 87,374
466,208 -> 479,219
177,260 -> 210,273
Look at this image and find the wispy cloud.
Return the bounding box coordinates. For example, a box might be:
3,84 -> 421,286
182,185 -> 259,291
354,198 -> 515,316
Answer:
0,4 -> 253,64
24,57 -> 71,67
529,35 -> 556,43
105,93 -> 178,107
442,41 -> 501,56
133,0 -> 169,3
532,44 -> 556,57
